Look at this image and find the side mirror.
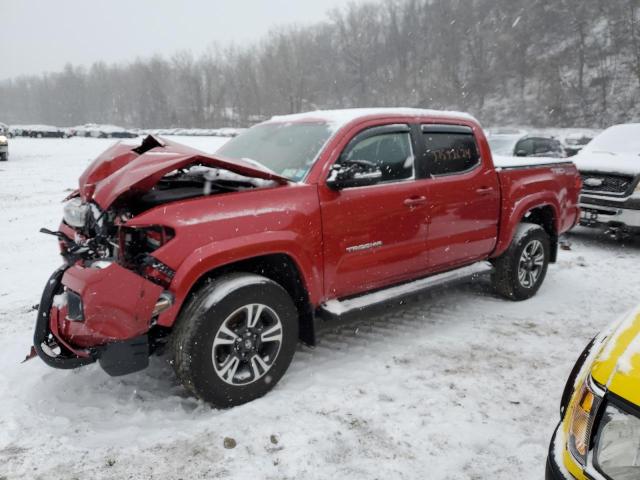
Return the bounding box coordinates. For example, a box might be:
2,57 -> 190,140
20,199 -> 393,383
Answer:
326,161 -> 383,190
515,150 -> 528,157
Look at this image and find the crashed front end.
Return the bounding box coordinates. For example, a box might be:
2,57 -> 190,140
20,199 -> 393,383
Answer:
33,135 -> 287,376
34,199 -> 176,376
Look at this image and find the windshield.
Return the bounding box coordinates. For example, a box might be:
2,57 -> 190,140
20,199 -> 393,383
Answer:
584,124 -> 640,156
487,136 -> 518,155
216,122 -> 333,181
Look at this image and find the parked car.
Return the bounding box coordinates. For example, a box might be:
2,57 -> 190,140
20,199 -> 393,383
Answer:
546,305 -> 640,480
11,124 -> 66,138
73,124 -> 138,138
0,132 -> 8,161
0,123 -> 8,160
488,133 -> 565,158
563,132 -> 596,157
32,108 -> 581,407
574,124 -> 640,236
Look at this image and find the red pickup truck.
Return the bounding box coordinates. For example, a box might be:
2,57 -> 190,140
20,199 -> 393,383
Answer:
33,108 -> 581,407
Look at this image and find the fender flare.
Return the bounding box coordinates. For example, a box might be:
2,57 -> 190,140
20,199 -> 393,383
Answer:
493,196 -> 560,258
156,235 -> 321,328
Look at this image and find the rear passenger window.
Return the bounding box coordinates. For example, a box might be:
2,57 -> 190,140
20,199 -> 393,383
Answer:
515,139 -> 535,156
421,126 -> 480,176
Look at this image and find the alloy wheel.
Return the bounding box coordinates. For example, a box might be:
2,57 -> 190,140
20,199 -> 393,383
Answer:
211,303 -> 283,386
517,239 -> 545,288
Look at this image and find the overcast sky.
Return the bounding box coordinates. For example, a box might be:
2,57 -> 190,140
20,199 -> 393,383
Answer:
1,0 -> 360,80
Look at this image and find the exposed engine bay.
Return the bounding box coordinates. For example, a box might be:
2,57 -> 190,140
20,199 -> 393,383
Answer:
46,162 -> 278,287
135,165 -> 276,209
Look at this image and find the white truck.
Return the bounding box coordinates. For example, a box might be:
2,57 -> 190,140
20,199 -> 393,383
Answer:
574,124 -> 640,235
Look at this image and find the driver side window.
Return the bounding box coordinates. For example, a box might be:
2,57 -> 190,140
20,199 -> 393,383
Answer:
340,130 -> 414,185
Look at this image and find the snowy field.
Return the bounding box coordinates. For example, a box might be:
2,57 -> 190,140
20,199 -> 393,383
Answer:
0,137 -> 638,480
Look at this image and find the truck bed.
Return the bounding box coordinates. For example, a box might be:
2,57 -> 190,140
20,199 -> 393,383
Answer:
492,155 -> 574,169
491,157 -> 581,258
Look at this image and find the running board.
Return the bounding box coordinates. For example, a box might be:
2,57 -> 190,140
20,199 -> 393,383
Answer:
320,261 -> 493,317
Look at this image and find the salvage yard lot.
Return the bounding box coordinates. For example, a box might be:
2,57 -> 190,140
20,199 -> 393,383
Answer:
0,137 -> 638,479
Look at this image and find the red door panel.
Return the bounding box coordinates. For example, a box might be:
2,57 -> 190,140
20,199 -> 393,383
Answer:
319,179 -> 431,299
426,167 -> 500,271
419,125 -> 500,271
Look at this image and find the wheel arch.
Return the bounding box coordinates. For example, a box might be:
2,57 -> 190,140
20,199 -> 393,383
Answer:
160,252 -> 317,346
493,199 -> 560,262
522,204 -> 559,262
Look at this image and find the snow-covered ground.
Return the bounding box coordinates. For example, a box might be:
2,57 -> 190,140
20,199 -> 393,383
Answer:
0,137 -> 638,479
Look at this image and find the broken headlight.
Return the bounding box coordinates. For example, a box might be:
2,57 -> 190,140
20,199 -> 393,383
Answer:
63,197 -> 90,228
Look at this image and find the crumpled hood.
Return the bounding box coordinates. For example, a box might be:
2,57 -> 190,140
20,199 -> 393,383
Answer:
573,150 -> 640,177
591,305 -> 640,405
78,135 -> 289,209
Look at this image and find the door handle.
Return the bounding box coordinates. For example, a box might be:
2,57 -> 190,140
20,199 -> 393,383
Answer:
403,196 -> 427,207
475,186 -> 495,195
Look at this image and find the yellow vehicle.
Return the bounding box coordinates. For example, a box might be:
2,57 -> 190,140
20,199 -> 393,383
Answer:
547,305 -> 640,479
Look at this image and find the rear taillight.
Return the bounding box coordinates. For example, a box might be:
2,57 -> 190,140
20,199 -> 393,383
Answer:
575,175 -> 583,191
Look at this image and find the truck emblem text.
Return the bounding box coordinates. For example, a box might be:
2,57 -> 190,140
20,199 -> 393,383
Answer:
346,241 -> 384,253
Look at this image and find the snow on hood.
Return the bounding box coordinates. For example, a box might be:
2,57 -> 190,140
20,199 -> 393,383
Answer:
572,151 -> 640,176
78,135 -> 290,209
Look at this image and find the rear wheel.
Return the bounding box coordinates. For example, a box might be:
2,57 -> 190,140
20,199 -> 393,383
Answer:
171,274 -> 298,408
492,223 -> 550,301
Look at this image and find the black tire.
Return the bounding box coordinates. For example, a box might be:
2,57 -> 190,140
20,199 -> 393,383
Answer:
491,223 -> 550,301
171,273 -> 299,408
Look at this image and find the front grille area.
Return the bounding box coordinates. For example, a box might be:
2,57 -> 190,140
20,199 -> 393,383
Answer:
580,172 -> 636,195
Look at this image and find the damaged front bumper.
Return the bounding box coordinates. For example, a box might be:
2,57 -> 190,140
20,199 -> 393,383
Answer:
33,262 -> 169,376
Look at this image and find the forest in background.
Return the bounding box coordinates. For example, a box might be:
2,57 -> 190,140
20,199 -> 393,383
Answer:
1,0 -> 639,129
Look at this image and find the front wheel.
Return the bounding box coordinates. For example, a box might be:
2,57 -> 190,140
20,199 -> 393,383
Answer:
491,223 -> 550,301
171,273 -> 299,408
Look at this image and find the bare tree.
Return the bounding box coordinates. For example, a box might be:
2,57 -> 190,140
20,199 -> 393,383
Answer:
1,0 -> 638,128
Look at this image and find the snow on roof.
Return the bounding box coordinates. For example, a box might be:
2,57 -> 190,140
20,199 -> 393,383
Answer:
573,124 -> 640,175
268,108 -> 478,132
582,124 -> 640,155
